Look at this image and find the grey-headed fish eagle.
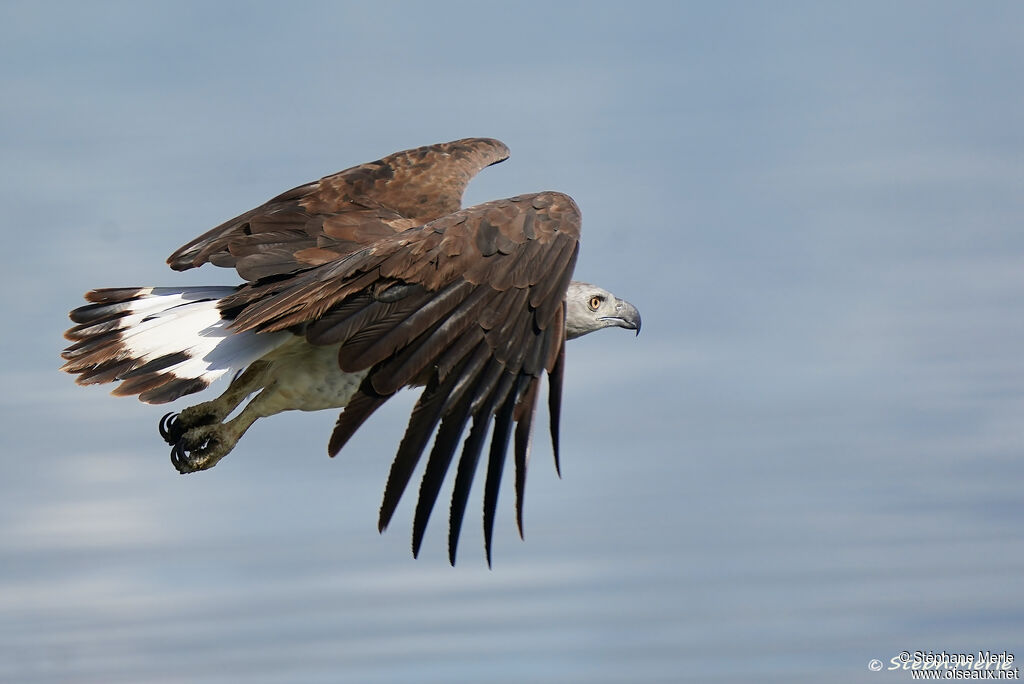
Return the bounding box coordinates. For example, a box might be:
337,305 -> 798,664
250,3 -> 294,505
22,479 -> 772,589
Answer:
61,138 -> 640,564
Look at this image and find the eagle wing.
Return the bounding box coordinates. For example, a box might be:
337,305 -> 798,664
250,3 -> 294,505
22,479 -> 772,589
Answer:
166,138 -> 510,282
222,191 -> 580,564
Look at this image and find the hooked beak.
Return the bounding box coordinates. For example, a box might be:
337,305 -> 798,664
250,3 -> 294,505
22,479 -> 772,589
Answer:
600,298 -> 642,336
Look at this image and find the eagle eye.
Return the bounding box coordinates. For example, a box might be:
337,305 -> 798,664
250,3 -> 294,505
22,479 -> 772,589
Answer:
588,295 -> 603,311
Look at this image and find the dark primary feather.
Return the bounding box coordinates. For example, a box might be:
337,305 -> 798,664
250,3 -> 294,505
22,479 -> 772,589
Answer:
377,370 -> 456,534
220,191 -> 581,563
447,375 -> 502,564
407,344 -> 494,551
547,342 -> 566,477
413,398 -> 473,556
513,377 -> 541,537
483,380 -> 521,566
327,388 -> 389,457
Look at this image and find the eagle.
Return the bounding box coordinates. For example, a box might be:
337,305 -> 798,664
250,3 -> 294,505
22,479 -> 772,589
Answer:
61,138 -> 641,564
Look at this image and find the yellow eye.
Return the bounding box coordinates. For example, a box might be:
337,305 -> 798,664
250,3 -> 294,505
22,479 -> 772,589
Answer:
588,295 -> 602,311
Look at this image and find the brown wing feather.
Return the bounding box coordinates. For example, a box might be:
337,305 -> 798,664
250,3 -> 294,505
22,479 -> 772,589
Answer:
167,138 -> 510,280
220,191 -> 580,563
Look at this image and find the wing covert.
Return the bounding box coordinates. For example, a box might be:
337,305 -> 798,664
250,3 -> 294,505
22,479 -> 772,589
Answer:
167,138 -> 510,281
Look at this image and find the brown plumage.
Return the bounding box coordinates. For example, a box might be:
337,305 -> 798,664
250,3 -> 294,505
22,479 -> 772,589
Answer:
60,138 -> 641,565
221,192 -> 580,562
167,138 -> 510,281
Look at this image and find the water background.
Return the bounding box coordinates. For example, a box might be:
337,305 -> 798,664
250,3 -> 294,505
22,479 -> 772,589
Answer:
2,2 -> 1022,681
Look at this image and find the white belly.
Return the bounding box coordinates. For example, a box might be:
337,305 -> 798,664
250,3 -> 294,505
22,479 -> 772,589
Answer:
258,337 -> 370,414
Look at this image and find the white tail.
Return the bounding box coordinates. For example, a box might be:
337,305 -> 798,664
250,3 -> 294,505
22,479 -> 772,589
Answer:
61,286 -> 288,404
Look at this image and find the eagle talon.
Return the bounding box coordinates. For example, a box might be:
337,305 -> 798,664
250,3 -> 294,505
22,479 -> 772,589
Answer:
159,412 -> 182,445
170,442 -> 187,473
170,425 -> 231,474
159,403 -> 224,448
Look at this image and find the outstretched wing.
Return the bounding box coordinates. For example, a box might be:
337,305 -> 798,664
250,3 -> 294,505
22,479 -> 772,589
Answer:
222,192 -> 580,565
167,138 -> 510,282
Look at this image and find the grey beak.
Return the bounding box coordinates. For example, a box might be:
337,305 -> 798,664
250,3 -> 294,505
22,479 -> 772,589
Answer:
601,298 -> 642,336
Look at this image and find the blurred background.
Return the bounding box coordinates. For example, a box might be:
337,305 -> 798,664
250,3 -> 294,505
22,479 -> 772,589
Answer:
2,1 -> 1022,682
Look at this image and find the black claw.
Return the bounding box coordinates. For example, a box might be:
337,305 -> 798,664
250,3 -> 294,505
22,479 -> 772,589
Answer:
170,430 -> 220,474
171,440 -> 194,474
159,412 -> 182,445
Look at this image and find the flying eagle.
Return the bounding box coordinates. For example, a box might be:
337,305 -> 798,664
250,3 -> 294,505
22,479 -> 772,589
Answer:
61,138 -> 641,564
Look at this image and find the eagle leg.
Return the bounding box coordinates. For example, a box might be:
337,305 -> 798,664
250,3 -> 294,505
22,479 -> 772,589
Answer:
163,362 -> 274,473
159,361 -> 273,443
158,360 -> 272,438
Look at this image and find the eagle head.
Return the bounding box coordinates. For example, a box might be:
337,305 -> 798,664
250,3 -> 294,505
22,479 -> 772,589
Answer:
564,281 -> 642,340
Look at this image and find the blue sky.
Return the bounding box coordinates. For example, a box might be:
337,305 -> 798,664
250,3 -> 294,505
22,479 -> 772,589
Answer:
2,2 -> 1023,682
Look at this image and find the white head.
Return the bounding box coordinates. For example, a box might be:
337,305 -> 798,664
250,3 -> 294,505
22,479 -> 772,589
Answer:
564,281 -> 641,340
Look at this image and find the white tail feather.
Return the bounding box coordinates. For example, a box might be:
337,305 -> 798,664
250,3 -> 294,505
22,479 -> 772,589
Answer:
63,286 -> 290,403
124,288 -> 284,381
